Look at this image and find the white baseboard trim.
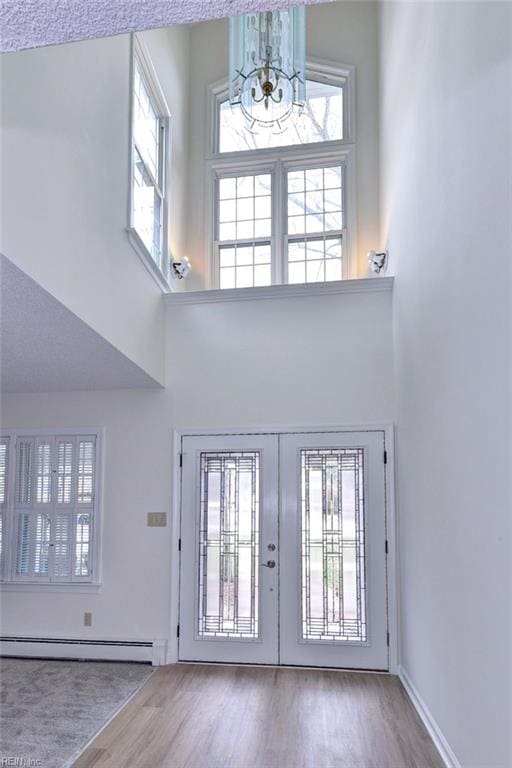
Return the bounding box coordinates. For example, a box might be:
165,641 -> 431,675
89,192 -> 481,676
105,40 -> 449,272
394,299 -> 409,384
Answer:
0,636 -> 168,666
399,665 -> 461,768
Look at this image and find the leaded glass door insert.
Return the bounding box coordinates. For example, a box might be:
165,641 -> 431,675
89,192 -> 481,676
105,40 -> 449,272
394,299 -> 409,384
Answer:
179,430 -> 389,670
301,448 -> 367,643
198,452 -> 260,639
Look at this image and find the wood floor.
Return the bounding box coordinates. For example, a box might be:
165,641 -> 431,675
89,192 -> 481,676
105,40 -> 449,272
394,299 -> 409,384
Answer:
74,664 -> 444,768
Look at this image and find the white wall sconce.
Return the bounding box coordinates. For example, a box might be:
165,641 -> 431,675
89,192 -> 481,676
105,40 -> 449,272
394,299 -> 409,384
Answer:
368,250 -> 388,274
172,257 -> 192,280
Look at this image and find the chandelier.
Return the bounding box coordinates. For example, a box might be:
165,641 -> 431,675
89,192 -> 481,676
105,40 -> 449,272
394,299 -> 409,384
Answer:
228,7 -> 306,134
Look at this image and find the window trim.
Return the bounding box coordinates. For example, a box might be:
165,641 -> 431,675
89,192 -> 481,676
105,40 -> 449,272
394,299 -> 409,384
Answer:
127,34 -> 172,292
206,59 -> 357,288
207,145 -> 357,289
0,428 -> 104,590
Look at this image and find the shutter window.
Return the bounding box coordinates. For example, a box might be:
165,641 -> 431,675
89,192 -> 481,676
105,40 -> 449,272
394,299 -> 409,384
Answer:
9,433 -> 99,584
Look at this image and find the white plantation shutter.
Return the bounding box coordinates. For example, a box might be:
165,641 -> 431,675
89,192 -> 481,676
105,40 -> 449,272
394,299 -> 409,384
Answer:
10,433 -> 99,583
78,440 -> 95,505
16,513 -> 31,575
53,511 -> 72,579
34,512 -> 51,576
0,439 -> 9,577
75,512 -> 91,577
36,441 -> 52,504
16,439 -> 33,505
57,441 -> 73,504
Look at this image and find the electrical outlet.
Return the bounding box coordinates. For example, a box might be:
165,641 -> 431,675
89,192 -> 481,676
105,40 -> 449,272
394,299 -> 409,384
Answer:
84,612 -> 92,627
147,512 -> 167,527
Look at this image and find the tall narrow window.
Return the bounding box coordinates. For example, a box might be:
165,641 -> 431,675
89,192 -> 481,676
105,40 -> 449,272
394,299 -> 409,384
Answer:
217,174 -> 272,289
130,38 -> 170,284
287,166 -> 344,283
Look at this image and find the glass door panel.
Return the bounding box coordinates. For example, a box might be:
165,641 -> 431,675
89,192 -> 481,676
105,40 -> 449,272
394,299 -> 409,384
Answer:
301,448 -> 367,643
179,434 -> 279,664
279,431 -> 388,670
198,451 -> 260,639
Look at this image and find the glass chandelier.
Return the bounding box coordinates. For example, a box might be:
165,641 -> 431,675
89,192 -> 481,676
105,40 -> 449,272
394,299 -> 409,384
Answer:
228,7 -> 306,134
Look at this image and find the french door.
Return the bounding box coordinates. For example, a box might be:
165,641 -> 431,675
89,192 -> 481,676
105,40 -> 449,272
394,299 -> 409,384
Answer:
178,430 -> 389,670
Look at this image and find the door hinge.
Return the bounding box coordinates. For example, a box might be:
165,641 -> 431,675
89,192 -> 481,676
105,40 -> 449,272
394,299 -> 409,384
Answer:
387,631 -> 390,647
385,539 -> 389,555
383,450 -> 388,465
177,624 -> 180,638
178,538 -> 181,552
179,453 -> 183,468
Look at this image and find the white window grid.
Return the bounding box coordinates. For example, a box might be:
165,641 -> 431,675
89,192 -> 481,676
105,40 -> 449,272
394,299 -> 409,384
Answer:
210,153 -> 352,288
284,160 -> 345,285
0,430 -> 102,586
216,167 -> 275,289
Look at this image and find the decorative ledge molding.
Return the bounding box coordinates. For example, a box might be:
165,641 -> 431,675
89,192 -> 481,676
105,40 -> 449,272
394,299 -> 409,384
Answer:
165,277 -> 394,306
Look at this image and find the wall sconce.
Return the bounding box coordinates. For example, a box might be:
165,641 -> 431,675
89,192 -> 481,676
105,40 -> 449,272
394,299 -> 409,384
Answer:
172,257 -> 191,280
368,250 -> 388,274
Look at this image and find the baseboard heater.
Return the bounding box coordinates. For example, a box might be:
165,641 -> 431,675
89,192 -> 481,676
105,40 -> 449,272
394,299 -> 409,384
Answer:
0,636 -> 167,665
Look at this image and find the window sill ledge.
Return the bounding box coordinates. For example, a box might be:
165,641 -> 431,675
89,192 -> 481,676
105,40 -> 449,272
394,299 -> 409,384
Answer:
0,582 -> 102,594
127,227 -> 171,293
164,276 -> 394,306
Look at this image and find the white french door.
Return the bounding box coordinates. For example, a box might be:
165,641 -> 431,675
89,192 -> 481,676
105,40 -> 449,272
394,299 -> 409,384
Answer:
178,430 -> 389,670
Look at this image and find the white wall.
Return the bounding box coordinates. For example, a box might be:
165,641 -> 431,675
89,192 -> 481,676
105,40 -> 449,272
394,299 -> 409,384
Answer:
185,1 -> 381,289
380,3 -> 512,766
1,26 -> 190,382
166,290 -> 394,428
0,288 -> 394,648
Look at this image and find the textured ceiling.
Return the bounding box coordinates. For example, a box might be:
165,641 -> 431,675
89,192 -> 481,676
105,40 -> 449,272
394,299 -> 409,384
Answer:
0,255 -> 161,393
0,0 -> 325,54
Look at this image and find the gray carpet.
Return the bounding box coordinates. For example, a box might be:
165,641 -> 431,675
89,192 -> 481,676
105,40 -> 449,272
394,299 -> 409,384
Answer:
0,657 -> 153,767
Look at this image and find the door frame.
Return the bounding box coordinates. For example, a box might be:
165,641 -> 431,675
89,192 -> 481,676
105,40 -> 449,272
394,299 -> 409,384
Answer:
168,423 -> 398,674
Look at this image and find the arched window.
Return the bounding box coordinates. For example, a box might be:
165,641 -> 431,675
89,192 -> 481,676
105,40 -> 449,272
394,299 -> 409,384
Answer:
208,62 -> 355,289
219,78 -> 344,153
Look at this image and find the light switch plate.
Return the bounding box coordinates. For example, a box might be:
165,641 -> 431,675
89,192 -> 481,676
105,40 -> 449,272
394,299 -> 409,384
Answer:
84,612 -> 92,627
147,512 -> 167,527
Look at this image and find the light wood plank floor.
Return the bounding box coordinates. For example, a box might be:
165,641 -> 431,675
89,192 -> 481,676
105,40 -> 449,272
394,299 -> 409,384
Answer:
74,664 -> 443,768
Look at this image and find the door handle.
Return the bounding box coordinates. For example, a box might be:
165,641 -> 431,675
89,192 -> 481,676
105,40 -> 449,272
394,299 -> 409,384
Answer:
261,560 -> 276,569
